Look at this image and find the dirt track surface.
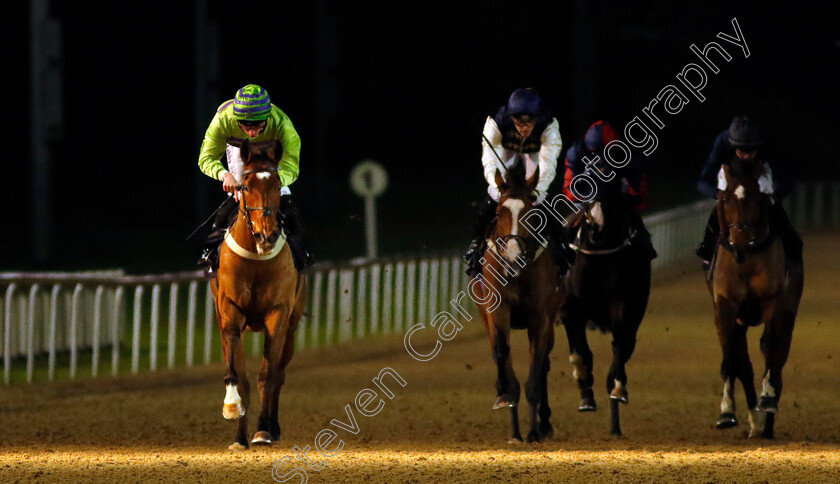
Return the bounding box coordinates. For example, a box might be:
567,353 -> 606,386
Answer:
2,233 -> 839,483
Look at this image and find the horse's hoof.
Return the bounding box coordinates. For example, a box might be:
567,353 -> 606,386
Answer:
539,423 -> 555,439
228,442 -> 248,451
609,388 -> 629,404
251,431 -> 273,445
716,412 -> 739,429
756,397 -> 778,414
578,397 -> 597,412
507,436 -> 524,445
493,395 -> 516,410
223,403 -> 245,420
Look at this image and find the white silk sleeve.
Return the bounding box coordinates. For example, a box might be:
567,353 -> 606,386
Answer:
535,118 -> 562,194
758,163 -> 774,195
482,117 -> 505,187
225,144 -> 244,183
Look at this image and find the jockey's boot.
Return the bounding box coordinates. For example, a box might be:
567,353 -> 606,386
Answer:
696,209 -> 719,271
280,195 -> 314,271
198,198 -> 238,276
773,202 -> 803,271
464,196 -> 498,277
627,210 -> 657,260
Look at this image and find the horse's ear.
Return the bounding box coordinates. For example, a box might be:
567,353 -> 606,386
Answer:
525,166 -> 540,191
240,139 -> 251,164
494,170 -> 507,192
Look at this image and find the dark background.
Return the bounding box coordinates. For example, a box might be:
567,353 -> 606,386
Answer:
7,0 -> 840,272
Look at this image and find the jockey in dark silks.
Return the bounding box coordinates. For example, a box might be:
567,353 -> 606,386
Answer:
195,84 -> 313,276
562,120 -> 657,260
695,115 -> 802,270
463,88 -> 575,278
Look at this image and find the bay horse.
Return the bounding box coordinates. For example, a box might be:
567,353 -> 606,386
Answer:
473,166 -> 566,443
211,139 -> 307,450
560,179 -> 651,436
706,159 -> 803,439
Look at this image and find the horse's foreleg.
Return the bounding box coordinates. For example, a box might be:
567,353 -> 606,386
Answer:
525,320 -> 554,443
561,300 -> 595,411
605,312 -> 639,436
714,301 -> 751,431
218,301 -> 250,450
254,308 -> 292,445
756,304 -> 796,439
486,319 -> 521,442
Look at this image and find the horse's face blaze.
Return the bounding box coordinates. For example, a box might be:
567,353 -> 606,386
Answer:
246,178 -> 281,254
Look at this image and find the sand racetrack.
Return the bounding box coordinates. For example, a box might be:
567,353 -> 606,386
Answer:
1,233 -> 839,483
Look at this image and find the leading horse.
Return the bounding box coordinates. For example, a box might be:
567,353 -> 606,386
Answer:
212,139 -> 307,450
560,179 -> 651,436
473,166 -> 566,443
706,159 -> 803,439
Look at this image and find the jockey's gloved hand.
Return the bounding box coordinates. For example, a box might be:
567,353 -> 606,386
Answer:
222,172 -> 240,201
487,185 -> 501,202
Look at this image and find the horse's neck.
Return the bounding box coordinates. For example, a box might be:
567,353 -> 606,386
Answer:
229,213 -> 256,251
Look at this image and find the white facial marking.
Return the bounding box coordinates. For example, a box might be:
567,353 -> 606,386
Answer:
734,185 -> 746,200
589,201 -> 605,227
721,381 -> 734,414
502,199 -> 525,256
257,172 -> 272,180
761,371 -> 776,398
224,383 -> 242,405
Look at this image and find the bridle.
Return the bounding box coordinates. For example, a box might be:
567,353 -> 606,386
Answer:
237,168 -> 283,245
488,202 -> 544,267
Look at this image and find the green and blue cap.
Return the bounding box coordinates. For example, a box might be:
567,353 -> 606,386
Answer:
233,84 -> 271,121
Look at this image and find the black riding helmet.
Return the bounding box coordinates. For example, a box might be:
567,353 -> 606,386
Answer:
728,115 -> 764,148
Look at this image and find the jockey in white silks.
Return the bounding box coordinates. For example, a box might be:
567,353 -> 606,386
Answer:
464,87 -> 574,278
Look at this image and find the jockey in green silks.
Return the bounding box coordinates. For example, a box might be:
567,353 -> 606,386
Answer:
197,84 -> 312,275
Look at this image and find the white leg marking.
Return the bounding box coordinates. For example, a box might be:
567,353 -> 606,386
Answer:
223,383 -> 245,419
720,381 -> 735,414
224,383 -> 242,406
761,371 -> 776,399
569,353 -> 585,381
613,379 -> 624,392
748,408 -> 764,438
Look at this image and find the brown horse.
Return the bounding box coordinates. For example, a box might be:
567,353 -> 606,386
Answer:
212,139 -> 307,450
707,159 -> 803,439
560,179 -> 651,436
473,167 -> 566,443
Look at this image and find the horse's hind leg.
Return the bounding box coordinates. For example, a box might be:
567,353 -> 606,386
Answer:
525,320 -> 555,442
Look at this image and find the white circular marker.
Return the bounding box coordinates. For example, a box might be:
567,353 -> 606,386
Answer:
350,160 -> 388,198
